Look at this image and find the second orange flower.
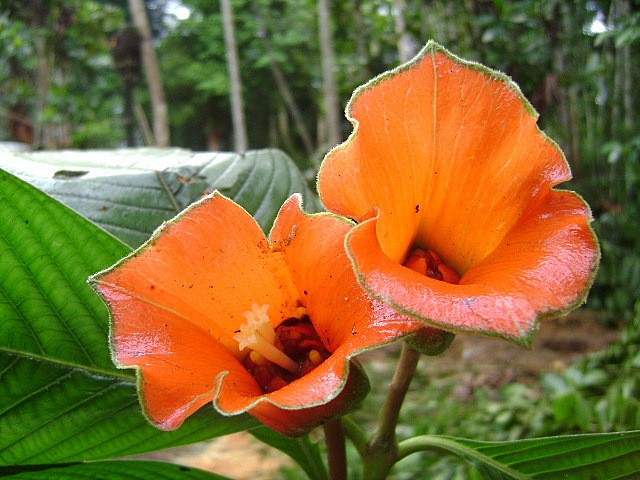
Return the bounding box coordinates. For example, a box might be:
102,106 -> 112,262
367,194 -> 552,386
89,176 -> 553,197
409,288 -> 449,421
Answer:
318,41 -> 599,345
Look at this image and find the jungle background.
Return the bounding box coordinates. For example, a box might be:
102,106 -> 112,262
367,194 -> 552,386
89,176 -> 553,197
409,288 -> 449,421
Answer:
1,0 -> 639,478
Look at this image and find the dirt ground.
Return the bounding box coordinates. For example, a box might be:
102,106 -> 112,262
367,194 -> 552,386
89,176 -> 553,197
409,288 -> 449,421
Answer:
412,309 -> 620,394
136,310 -> 619,479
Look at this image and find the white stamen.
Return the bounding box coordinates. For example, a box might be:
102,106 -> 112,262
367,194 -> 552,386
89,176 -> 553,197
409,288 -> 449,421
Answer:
242,303 -> 276,344
234,304 -> 298,373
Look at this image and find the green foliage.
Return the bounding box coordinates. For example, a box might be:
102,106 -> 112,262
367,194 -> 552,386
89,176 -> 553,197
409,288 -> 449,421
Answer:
0,0 -> 125,148
348,310 -> 640,478
160,0 -> 322,164
585,136 -> 640,321
1,148 -> 639,479
444,431 -> 640,479
542,304 -> 640,434
250,426 -> 328,480
1,461 -> 233,479
0,168 -> 260,468
0,148 -> 322,247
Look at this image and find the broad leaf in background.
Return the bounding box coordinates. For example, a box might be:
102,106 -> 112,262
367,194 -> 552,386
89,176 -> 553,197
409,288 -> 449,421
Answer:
1,461 -> 232,479
460,430 -> 640,479
0,169 -> 258,468
0,148 -> 322,248
250,426 -> 328,480
399,430 -> 640,479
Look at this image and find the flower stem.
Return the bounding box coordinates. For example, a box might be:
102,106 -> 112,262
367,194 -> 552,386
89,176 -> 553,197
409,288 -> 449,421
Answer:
324,418 -> 347,480
342,416 -> 368,458
362,342 -> 421,480
377,343 -> 421,442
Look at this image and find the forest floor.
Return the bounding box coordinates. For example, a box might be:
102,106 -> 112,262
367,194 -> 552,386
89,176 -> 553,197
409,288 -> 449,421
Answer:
135,310 -> 620,479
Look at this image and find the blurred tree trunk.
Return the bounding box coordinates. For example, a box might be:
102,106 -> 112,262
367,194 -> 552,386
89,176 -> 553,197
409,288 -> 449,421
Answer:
26,1 -> 54,149
544,2 -> 580,173
128,0 -> 170,147
14,1 -> 75,149
318,0 -> 340,149
606,0 -> 634,202
393,0 -> 415,62
254,7 -> 314,157
112,26 -> 142,147
34,34 -> 53,149
614,0 -> 633,139
221,0 -> 248,153
267,59 -> 314,156
353,0 -> 372,80
621,35 -> 633,138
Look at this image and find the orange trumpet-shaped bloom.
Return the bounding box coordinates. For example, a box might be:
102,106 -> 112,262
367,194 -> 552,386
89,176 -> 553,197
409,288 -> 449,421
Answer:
317,41 -> 599,346
90,193 -> 424,436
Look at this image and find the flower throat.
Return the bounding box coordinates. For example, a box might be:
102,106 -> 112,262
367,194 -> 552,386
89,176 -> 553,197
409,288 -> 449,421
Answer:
404,247 -> 460,284
234,304 -> 330,393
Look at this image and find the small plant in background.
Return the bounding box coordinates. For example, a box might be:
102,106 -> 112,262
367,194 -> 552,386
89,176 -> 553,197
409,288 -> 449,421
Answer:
541,301 -> 640,435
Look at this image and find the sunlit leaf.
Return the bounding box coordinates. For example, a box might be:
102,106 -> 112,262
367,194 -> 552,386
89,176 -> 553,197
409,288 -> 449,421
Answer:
400,431 -> 640,479
0,460 -> 232,479
0,148 -> 321,247
0,169 -> 258,467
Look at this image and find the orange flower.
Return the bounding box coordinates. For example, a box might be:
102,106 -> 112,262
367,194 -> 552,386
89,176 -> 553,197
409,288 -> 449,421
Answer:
90,193 -> 424,436
318,42 -> 599,346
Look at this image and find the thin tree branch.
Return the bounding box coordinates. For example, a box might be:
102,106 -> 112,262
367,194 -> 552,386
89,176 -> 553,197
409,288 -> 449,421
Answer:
324,418 -> 348,480
221,0 -> 248,153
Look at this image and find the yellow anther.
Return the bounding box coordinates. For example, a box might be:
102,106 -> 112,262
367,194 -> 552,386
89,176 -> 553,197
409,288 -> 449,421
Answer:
235,304 -> 298,373
308,349 -> 323,365
249,351 -> 267,365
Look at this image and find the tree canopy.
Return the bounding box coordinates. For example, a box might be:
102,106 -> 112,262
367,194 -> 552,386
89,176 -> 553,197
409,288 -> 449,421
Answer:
1,0 -> 638,196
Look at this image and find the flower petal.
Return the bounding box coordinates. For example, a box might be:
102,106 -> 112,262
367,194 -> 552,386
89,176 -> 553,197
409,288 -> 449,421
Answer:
461,190 -> 599,316
93,193 -> 300,357
91,193 -> 300,429
96,282 -> 261,430
318,41 -> 572,273
207,195 -> 421,435
345,189 -> 598,344
92,193 -> 420,436
215,358 -> 370,437
272,195 -> 422,350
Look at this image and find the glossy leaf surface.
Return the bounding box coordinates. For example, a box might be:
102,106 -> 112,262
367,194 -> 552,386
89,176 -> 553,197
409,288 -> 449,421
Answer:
400,430 -> 640,479
0,169 -> 258,466
0,148 -> 321,247
1,461 -> 232,479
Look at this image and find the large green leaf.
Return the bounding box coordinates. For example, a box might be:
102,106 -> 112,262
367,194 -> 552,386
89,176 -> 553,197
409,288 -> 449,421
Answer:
250,426 -> 327,480
399,431 -> 640,479
0,169 -> 258,467
1,460 -> 232,479
0,148 -> 322,248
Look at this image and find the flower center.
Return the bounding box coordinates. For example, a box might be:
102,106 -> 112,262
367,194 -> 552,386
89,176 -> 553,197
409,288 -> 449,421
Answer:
404,247 -> 460,284
234,303 -> 331,393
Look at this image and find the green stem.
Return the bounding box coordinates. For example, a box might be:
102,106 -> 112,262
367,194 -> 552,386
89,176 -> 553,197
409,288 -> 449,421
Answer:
342,415 -> 368,458
324,418 -> 348,480
362,342 -> 421,480
375,343 -> 421,443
